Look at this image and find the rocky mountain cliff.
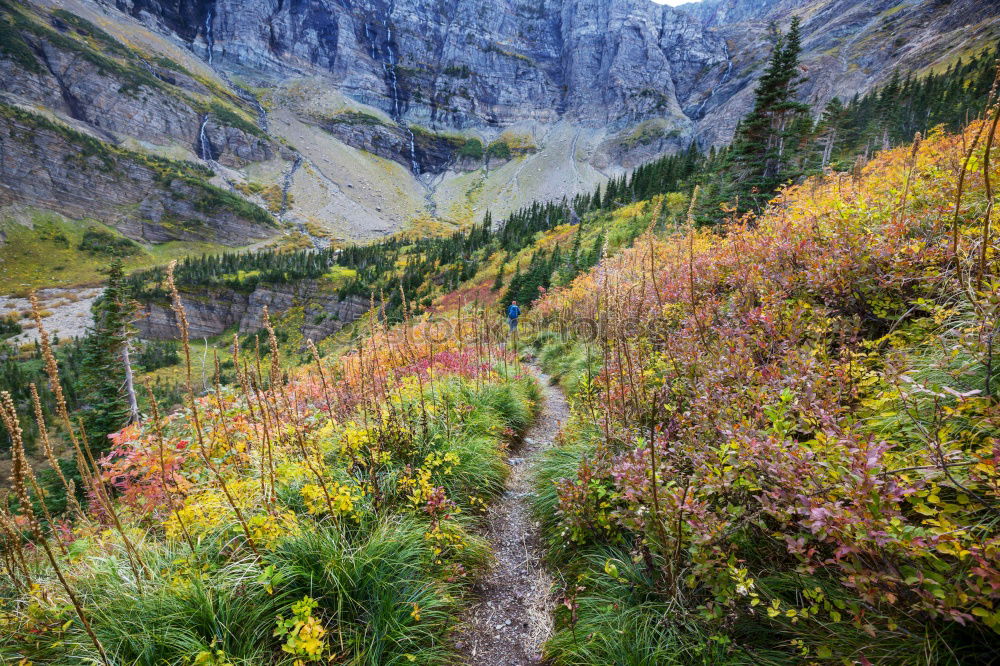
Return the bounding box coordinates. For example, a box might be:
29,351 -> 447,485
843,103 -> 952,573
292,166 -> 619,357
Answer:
136,282 -> 371,341
0,0 -> 281,255
2,0 -> 998,256
0,105 -> 275,246
113,0 -> 723,133
114,0 -> 999,143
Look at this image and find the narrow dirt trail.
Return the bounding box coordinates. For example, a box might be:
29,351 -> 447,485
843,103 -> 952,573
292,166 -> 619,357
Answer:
455,364 -> 568,665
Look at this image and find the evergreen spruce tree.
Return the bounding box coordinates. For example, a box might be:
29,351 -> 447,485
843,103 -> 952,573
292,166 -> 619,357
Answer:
80,260 -> 138,452
502,262 -> 523,309
549,245 -> 562,278
729,17 -> 810,210
586,231 -> 605,268
492,258 -> 506,291
558,229 -> 584,285
519,251 -> 545,305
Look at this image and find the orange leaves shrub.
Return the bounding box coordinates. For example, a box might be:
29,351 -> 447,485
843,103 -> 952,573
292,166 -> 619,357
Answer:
531,120 -> 1000,658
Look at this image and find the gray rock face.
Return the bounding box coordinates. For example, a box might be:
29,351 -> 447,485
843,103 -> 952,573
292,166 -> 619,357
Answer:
316,115 -> 467,175
136,282 -> 371,342
114,0 -> 999,160
0,37 -> 189,148
0,0 -> 280,245
117,0 -> 727,130
198,116 -> 272,167
558,0 -> 723,129
0,12 -> 272,168
0,112 -> 274,245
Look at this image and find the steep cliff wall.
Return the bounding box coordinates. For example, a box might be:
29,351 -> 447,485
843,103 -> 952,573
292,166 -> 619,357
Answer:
114,0 -> 726,131
0,1 -> 273,166
0,0 -> 287,256
109,0 -> 1000,163
137,282 -> 371,342
0,105 -> 275,245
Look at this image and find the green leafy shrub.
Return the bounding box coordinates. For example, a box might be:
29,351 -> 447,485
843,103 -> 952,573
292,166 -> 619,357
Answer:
528,122 -> 1000,663
457,137 -> 484,159
0,316 -> 21,340
77,229 -> 141,257
486,140 -> 511,161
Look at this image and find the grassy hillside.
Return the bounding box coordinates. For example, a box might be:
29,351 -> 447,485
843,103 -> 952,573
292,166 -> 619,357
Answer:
0,213 -> 230,295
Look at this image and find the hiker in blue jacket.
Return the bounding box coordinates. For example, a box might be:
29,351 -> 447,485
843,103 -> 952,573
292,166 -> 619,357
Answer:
506,300 -> 521,333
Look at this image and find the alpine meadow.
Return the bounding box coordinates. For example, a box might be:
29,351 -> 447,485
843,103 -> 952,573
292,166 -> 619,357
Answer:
2,0 -> 1000,664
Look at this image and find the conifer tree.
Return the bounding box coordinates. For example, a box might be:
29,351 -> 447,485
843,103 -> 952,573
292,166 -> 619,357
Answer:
79,260 -> 138,451
730,17 -> 810,210
492,259 -> 506,291
586,231 -> 605,268
558,229 -> 584,285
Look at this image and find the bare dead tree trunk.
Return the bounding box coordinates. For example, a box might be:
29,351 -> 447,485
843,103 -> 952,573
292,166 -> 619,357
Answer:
121,340 -> 141,424
821,129 -> 836,169
776,114 -> 788,160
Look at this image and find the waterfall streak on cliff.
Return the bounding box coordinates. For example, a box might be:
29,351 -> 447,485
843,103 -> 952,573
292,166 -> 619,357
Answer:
204,7 -> 215,64
695,42 -> 732,117
233,84 -> 269,133
198,115 -> 213,161
370,2 -> 420,174
280,155 -> 303,219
